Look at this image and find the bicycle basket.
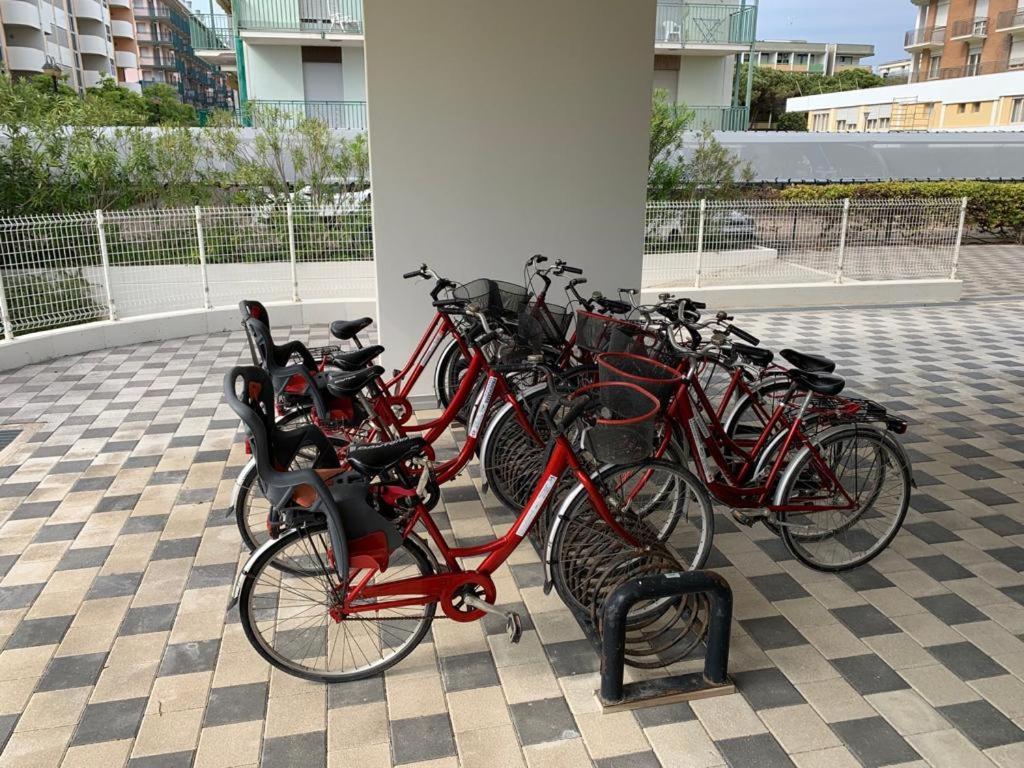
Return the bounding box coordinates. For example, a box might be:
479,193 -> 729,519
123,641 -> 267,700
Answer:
576,382 -> 660,464
575,309 -> 646,354
596,352 -> 682,408
526,300 -> 572,345
453,278 -> 529,320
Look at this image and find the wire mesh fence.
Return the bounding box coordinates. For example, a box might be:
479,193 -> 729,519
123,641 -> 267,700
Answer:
0,198 -> 964,340
642,198 -> 966,289
0,202 -> 375,339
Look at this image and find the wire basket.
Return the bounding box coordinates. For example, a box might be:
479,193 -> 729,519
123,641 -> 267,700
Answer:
453,278 -> 529,320
596,352 -> 682,408
526,299 -> 573,345
575,310 -> 647,354
576,381 -> 661,464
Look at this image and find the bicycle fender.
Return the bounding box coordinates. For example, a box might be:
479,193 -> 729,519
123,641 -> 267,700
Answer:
540,464 -> 611,591
228,458 -> 257,516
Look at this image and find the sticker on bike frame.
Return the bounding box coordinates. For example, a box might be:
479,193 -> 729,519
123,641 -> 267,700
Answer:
515,474 -> 559,536
467,376 -> 498,438
689,416 -> 711,473
422,332 -> 444,362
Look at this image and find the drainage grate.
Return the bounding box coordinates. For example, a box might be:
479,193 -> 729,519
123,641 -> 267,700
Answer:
0,429 -> 22,451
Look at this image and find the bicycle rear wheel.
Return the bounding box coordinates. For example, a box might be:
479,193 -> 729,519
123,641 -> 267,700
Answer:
237,524 -> 436,683
775,425 -> 910,572
546,459 -> 714,618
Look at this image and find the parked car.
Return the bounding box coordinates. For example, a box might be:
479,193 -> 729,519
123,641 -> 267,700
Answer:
646,207 -> 758,250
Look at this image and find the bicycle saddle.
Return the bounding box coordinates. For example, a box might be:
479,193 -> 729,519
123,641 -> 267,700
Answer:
347,437 -> 428,477
330,317 -> 374,341
329,345 -> 384,370
732,342 -> 773,367
325,366 -> 384,397
780,349 -> 835,374
789,369 -> 845,396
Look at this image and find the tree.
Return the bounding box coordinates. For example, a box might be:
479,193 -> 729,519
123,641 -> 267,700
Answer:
737,65 -> 888,130
140,83 -> 198,126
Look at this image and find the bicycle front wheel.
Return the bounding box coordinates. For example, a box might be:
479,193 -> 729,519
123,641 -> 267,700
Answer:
238,524 -> 436,683
775,425 -> 910,572
546,459 -> 714,618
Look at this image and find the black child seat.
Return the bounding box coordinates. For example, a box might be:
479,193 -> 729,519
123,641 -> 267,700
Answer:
224,366 -> 403,574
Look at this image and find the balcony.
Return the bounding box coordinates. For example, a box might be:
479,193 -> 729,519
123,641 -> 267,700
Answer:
111,19 -> 135,38
950,17 -> 987,41
5,45 -> 45,72
139,54 -> 179,69
82,70 -> 108,87
109,0 -> 130,7
115,50 -> 139,68
235,0 -> 364,36
670,104 -> 749,131
238,99 -> 367,130
904,26 -> 946,51
1,0 -> 43,29
190,13 -> 233,50
74,0 -> 105,22
996,9 -> 1024,34
655,2 -> 756,48
79,34 -> 110,57
912,56 -> 1024,82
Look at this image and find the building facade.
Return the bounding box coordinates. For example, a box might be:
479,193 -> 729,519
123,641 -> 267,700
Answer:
906,0 -> 1024,82
788,69 -> 1024,131
192,0 -> 757,132
134,0 -> 233,110
743,40 -> 875,75
878,58 -> 913,80
1,0 -> 141,90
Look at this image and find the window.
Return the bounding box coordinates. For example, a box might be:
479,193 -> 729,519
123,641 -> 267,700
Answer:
740,52 -> 750,63
957,103 -> 966,114
796,53 -> 808,65
1012,97 -> 1024,124
967,49 -> 981,76
812,113 -> 828,131
970,101 -> 981,113
928,56 -> 941,79
777,52 -> 791,65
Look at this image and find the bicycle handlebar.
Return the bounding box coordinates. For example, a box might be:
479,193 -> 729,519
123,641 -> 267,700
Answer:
728,325 -> 759,346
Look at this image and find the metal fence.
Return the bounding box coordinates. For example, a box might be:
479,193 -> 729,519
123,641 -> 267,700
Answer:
0,198 -> 965,341
642,198 -> 967,289
0,204 -> 374,339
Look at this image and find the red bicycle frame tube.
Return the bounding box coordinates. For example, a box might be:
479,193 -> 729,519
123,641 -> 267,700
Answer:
345,438 -> 639,613
382,312 -> 470,401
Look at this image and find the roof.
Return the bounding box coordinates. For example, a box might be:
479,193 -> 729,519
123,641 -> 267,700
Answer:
754,40 -> 875,56
674,130 -> 1024,183
788,70 -> 1024,111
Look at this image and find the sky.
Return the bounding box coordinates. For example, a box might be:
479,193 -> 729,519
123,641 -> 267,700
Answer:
755,0 -> 917,66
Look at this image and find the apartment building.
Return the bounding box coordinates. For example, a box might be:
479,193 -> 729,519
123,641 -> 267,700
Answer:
906,0 -> 1024,82
192,0 -> 757,132
878,59 -> 913,80
1,0 -> 141,90
134,0 -> 232,109
743,40 -> 875,75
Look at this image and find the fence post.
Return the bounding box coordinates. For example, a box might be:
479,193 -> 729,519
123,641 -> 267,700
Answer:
195,206 -> 213,310
694,199 -> 707,289
0,266 -> 12,341
286,202 -> 300,302
834,198 -> 850,284
950,196 -> 968,280
95,210 -> 117,321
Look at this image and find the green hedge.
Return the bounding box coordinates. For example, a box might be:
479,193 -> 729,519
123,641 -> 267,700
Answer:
780,182 -> 1024,243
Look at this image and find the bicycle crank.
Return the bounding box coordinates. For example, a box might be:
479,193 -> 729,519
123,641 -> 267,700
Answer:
462,594 -> 523,644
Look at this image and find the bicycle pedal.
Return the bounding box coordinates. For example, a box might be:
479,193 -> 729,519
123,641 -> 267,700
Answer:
507,612 -> 523,644
730,509 -> 761,527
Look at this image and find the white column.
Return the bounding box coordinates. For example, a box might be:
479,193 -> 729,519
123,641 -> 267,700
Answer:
364,0 -> 656,393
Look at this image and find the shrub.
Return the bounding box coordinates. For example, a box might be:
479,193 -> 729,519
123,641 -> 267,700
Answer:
4,269 -> 106,335
780,181 -> 1024,243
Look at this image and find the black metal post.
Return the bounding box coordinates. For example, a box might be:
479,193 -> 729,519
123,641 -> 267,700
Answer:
600,570 -> 733,706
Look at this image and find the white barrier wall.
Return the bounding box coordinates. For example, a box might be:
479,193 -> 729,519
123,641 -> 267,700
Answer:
364,0 -> 656,394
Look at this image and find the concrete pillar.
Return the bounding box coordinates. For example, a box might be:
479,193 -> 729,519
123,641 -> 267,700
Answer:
364,0 -> 656,393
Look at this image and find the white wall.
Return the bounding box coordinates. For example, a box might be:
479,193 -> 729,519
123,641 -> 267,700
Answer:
244,44 -> 304,101
342,45 -> 366,101
677,55 -> 734,106
364,0 -> 656,393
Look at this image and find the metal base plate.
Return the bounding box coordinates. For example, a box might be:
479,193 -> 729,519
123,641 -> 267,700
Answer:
597,673 -> 735,712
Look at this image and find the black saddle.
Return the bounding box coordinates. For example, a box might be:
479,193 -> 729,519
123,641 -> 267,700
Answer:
347,437 -> 427,476
329,345 -> 384,370
789,369 -> 845,396
732,342 -> 773,367
331,317 -> 374,341
781,349 -> 835,374
326,366 -> 384,397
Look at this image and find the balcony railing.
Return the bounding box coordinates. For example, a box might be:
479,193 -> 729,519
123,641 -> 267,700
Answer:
235,0 -> 363,34
911,57 -> 1024,82
807,61 -> 825,74
950,17 -> 988,39
238,99 -> 367,130
904,26 -> 946,48
655,2 -> 756,46
996,9 -> 1024,31
190,13 -> 233,50
669,104 -> 749,131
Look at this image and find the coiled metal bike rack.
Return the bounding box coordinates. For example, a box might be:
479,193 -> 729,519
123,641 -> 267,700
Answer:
598,570 -> 735,711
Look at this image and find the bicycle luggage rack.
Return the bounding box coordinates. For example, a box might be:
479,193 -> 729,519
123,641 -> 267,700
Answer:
595,570 -> 735,712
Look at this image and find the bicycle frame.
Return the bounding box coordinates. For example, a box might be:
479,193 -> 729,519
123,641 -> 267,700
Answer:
382,310 -> 471,401
341,436 -> 639,620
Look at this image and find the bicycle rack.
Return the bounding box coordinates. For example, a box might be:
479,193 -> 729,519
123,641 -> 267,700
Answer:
597,570 -> 735,712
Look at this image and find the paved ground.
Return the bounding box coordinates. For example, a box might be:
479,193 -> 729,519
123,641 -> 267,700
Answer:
2,252 -> 1024,767
957,244 -> 1024,300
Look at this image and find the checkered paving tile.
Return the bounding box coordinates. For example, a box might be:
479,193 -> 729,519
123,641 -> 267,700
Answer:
2,299 -> 1024,768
